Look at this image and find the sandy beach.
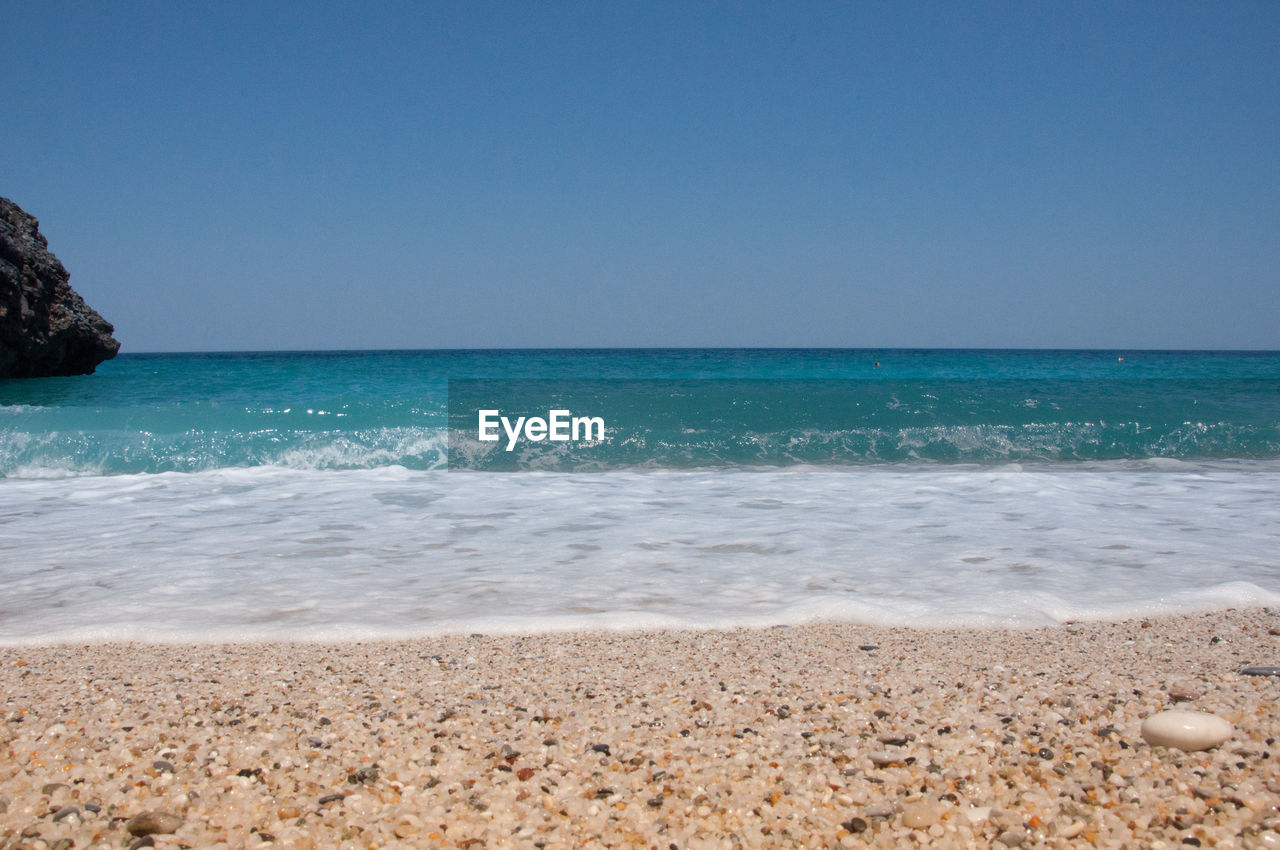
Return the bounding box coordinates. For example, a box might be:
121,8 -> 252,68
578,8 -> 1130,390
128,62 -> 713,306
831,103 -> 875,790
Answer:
2,609 -> 1278,849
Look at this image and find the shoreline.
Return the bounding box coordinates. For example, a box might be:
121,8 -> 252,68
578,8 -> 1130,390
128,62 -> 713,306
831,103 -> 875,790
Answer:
3,610 -> 1278,848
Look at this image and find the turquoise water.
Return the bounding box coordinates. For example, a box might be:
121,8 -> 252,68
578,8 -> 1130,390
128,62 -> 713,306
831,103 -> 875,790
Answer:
1,349 -> 1278,475
3,349 -> 1279,641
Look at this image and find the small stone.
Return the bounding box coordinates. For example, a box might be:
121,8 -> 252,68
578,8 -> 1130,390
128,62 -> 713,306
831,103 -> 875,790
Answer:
1060,821 -> 1086,839
1242,666 -> 1280,677
858,645 -> 879,651
869,751 -> 903,766
877,734 -> 909,746
277,805 -> 301,820
393,822 -> 420,839
129,838 -> 156,850
151,760 -> 175,773
318,793 -> 345,805
997,826 -> 1027,846
591,743 -> 611,755
1141,710 -> 1233,751
647,794 -> 664,808
865,802 -> 897,818
51,805 -> 81,823
1242,829 -> 1280,849
50,840 -> 74,850
1169,686 -> 1202,702
125,811 -> 183,837
41,783 -> 69,796
902,799 -> 941,829
842,816 -> 868,833
346,764 -> 379,785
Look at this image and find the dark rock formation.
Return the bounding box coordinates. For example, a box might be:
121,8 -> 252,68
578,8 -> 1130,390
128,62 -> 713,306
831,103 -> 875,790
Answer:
1,196 -> 120,378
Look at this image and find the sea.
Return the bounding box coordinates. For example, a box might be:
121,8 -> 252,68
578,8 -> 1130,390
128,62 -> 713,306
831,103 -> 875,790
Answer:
1,348 -> 1278,644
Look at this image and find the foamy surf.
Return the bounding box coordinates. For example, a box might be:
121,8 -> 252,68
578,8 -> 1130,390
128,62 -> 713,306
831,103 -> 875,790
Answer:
2,462 -> 1278,644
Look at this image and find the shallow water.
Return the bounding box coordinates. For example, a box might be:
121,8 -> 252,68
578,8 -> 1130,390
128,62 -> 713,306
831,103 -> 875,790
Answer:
2,461 -> 1278,642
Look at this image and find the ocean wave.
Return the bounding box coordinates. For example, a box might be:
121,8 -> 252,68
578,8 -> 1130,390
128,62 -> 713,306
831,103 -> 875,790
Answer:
0,427 -> 448,477
446,420 -> 1280,471
4,419 -> 1279,477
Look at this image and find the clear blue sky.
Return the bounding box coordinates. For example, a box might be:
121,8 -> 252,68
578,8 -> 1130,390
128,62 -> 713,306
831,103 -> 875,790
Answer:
5,1 -> 1278,351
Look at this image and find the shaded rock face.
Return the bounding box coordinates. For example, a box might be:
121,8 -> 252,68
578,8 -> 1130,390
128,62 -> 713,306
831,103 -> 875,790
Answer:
1,196 -> 120,378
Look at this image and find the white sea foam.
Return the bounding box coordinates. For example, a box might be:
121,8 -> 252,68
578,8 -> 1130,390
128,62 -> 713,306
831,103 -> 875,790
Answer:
1,461 -> 1278,644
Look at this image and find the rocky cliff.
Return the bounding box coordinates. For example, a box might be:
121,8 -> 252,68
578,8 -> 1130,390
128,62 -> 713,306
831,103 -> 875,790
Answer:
1,196 -> 120,378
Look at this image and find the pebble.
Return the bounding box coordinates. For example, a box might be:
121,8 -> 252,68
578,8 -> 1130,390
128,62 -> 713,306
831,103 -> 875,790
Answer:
864,802 -> 898,818
996,826 -> 1028,846
1060,821 -> 1086,839
1242,666 -> 1280,676
125,811 -> 183,837
1140,710 -> 1233,751
901,798 -> 941,828
1242,830 -> 1280,849
51,805 -> 80,823
869,751 -> 904,766
842,816 -> 868,833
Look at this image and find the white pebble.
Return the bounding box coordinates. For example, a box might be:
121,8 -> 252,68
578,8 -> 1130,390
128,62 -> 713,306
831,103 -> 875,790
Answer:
1243,830 -> 1280,850
1140,710 -> 1233,751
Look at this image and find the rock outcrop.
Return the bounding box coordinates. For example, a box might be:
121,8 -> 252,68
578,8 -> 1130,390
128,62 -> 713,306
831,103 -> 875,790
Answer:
1,196 -> 120,378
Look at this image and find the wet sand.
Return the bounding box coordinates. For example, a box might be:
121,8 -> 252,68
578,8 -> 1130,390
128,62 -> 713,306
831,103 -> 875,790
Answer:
2,609 -> 1278,848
